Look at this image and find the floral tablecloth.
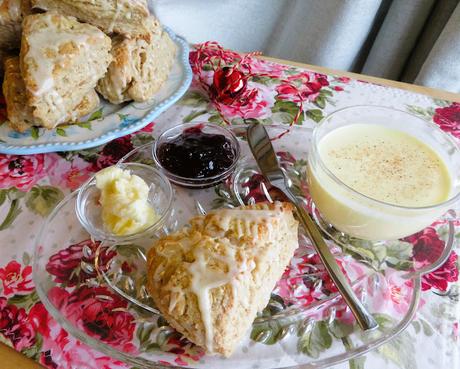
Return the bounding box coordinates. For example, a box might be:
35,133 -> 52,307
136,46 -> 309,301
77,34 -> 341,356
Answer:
0,45 -> 459,369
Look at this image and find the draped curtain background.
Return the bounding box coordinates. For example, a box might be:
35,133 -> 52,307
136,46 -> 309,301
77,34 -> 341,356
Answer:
152,0 -> 460,94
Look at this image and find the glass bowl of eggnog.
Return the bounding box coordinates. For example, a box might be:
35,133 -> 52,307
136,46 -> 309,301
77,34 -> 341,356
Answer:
308,105 -> 460,241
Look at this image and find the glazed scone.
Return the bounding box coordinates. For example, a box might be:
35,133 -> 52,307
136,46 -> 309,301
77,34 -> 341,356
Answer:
0,0 -> 26,49
97,16 -> 176,104
147,202 -> 299,357
3,56 -> 100,132
20,12 -> 111,129
2,56 -> 33,132
31,0 -> 150,37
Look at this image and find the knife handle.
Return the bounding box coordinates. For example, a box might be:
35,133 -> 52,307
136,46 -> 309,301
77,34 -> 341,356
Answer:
286,192 -> 379,331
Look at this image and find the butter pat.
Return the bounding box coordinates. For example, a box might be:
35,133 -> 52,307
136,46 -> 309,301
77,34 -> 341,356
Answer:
95,166 -> 158,236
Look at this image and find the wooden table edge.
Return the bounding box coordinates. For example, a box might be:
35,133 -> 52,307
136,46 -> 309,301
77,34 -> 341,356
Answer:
260,56 -> 460,103
0,343 -> 44,369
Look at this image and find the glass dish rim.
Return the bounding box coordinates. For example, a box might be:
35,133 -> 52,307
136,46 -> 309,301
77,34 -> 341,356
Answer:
310,104 -> 460,211
75,162 -> 173,243
152,122 -> 241,185
33,189 -> 423,369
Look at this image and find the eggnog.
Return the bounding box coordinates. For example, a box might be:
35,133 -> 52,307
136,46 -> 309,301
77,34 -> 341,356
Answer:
308,124 -> 452,240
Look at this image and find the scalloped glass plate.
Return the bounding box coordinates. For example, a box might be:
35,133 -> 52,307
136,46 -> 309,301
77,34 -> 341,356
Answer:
33,125 -> 457,369
0,27 -> 192,155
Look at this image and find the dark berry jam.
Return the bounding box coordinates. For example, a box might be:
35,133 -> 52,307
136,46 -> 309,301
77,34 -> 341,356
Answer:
157,126 -> 237,179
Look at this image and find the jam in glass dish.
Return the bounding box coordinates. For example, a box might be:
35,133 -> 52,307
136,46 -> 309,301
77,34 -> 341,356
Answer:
153,122 -> 240,188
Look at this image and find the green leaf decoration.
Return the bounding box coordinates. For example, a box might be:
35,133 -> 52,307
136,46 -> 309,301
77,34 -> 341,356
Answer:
25,186 -> 64,217
7,291 -> 40,310
314,95 -> 326,109
377,331 -> 416,369
406,105 -> 431,120
56,128 -> 67,137
179,91 -> 209,107
131,133 -> 154,148
298,321 -> 332,358
22,251 -> 31,266
208,114 -> 225,124
21,333 -> 42,361
251,76 -> 281,85
136,324 -> 156,346
0,199 -> 22,231
320,89 -> 333,97
183,109 -> 208,123
0,334 -> 13,348
341,336 -> 365,369
88,108 -> 103,121
420,319 -> 434,336
77,122 -> 92,130
6,188 -> 27,201
0,190 -> 6,207
433,98 -> 450,107
329,320 -> 354,339
305,109 -> 324,123
250,320 -> 291,345
411,320 -> 421,334
272,99 -> 305,124
30,126 -> 39,140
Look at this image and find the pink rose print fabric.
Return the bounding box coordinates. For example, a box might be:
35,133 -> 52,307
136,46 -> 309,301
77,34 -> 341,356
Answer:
0,42 -> 458,369
0,154 -> 47,191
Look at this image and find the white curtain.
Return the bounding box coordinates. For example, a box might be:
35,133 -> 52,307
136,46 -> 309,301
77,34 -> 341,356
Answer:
152,0 -> 460,94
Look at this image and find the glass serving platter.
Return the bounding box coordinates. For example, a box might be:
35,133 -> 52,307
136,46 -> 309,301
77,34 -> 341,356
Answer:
33,125 -> 457,369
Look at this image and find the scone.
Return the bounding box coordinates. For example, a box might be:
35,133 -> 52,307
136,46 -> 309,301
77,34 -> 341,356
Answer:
3,56 -> 100,132
97,16 -> 176,104
0,48 -> 11,75
20,12 -> 111,128
147,202 -> 299,357
31,0 -> 150,37
0,0 -> 29,49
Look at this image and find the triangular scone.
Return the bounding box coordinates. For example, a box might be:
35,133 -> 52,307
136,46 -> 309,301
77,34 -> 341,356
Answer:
20,12 -> 111,129
147,202 -> 299,357
96,16 -> 176,104
0,0 -> 31,49
31,0 -> 150,37
3,56 -> 100,132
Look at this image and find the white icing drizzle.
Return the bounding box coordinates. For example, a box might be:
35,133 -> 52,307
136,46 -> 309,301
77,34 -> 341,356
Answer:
168,286 -> 185,313
24,13 -> 105,123
215,207 -> 281,239
187,245 -> 241,353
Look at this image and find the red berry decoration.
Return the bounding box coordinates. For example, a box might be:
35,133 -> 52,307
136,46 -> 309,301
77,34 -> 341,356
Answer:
212,66 -> 247,104
191,42 -> 304,138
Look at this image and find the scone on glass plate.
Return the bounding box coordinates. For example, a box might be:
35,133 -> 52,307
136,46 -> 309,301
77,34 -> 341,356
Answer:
3,56 -> 100,132
30,0 -> 150,37
20,12 -> 111,129
147,202 -> 299,357
97,16 -> 176,104
0,0 -> 31,49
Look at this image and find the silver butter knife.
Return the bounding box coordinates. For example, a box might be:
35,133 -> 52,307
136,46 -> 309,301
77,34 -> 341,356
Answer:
247,123 -> 378,331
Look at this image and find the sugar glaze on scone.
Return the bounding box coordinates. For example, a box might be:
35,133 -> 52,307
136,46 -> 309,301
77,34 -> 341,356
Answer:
20,12 -> 111,128
3,56 -> 100,132
147,202 -> 299,357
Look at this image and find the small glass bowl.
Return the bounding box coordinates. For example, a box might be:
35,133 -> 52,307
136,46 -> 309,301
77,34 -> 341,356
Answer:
76,162 -> 173,243
152,122 -> 241,188
308,105 -> 460,241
